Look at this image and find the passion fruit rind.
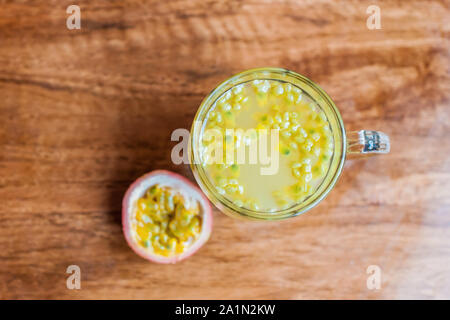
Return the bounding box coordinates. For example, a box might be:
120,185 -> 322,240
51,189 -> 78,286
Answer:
122,170 -> 212,264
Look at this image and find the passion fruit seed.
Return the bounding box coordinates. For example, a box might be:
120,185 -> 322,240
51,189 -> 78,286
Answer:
201,80 -> 334,211
134,184 -> 203,257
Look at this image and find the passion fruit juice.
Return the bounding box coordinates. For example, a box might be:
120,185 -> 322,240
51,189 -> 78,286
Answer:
200,79 -> 334,212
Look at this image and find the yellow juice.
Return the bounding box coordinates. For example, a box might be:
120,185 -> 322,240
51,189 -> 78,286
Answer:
200,79 -> 334,212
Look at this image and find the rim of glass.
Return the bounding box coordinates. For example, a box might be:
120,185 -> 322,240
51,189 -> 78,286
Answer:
189,67 -> 346,220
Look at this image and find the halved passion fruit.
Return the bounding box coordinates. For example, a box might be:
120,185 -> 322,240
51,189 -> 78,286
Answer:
122,170 -> 212,263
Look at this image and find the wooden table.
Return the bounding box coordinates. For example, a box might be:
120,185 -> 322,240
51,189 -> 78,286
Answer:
0,0 -> 449,299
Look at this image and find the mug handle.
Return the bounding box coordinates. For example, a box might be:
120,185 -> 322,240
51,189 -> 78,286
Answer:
346,130 -> 390,157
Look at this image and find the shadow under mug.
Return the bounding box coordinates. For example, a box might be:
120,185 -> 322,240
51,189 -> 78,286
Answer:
189,68 -> 390,221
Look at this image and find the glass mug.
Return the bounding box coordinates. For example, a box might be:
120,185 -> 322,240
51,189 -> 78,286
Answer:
189,68 -> 390,220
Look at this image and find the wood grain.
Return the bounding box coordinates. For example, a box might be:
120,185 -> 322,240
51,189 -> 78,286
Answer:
0,0 -> 449,299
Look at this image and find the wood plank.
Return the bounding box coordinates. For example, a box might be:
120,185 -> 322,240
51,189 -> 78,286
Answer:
0,0 -> 449,299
